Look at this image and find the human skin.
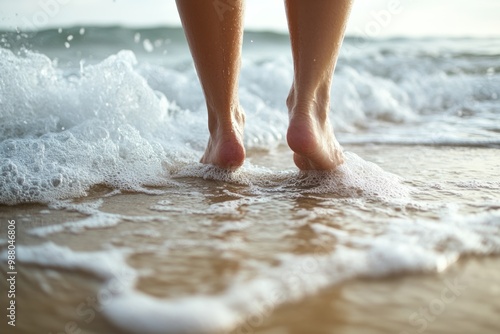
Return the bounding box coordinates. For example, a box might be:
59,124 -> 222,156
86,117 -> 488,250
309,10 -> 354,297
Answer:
176,0 -> 246,169
175,0 -> 352,170
285,0 -> 352,170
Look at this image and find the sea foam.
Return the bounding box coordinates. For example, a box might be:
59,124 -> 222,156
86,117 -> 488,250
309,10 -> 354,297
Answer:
7,211 -> 499,334
1,34 -> 499,205
0,49 -> 176,204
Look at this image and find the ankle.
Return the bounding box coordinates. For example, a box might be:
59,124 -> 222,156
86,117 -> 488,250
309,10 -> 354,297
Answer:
207,104 -> 245,135
286,85 -> 331,119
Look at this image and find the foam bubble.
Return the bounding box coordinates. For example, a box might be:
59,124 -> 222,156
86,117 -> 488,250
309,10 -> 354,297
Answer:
1,34 -> 499,205
7,210 -> 500,334
0,49 -> 175,204
29,212 -> 121,237
171,152 -> 411,204
104,293 -> 238,334
12,242 -> 133,281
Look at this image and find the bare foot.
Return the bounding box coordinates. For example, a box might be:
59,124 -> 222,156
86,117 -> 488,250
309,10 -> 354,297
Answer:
286,92 -> 344,171
201,107 -> 246,170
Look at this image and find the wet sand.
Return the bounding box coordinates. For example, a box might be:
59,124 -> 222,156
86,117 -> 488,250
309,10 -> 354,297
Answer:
1,144 -> 499,334
251,257 -> 500,334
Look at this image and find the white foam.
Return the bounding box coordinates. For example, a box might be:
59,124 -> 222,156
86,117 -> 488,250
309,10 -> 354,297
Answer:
48,199 -> 104,214
13,242 -> 133,280
0,49 -> 173,205
170,151 -> 412,207
7,210 -> 499,334
104,293 -> 239,334
1,42 -> 499,205
29,212 -> 121,237
297,152 -> 412,201
2,35 -> 499,333
101,243 -> 455,334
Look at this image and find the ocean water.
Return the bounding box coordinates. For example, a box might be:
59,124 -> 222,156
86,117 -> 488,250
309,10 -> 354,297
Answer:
1,27 -> 499,205
1,27 -> 500,333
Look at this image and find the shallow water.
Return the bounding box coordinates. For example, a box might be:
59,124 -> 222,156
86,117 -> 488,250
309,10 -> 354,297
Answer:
0,27 -> 499,333
1,145 -> 500,334
1,28 -> 499,205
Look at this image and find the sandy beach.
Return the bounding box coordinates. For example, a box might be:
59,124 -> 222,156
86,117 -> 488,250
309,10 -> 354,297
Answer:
0,3 -> 499,331
1,144 -> 499,334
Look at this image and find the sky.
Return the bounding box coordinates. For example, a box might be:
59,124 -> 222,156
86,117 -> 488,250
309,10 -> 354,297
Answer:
1,0 -> 499,37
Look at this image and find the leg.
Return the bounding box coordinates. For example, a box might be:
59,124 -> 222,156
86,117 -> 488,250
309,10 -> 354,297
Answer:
285,0 -> 352,170
176,0 -> 245,169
